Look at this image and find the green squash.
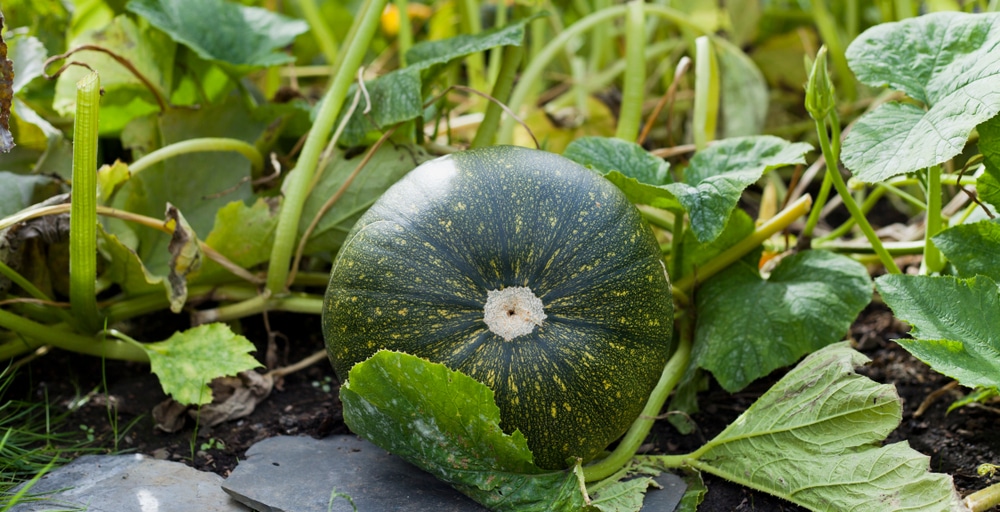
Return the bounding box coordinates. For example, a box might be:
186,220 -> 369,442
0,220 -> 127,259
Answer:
323,145 -> 674,469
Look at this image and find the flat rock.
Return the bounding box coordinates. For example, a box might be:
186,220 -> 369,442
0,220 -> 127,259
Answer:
223,435 -> 685,512
9,453 -> 248,512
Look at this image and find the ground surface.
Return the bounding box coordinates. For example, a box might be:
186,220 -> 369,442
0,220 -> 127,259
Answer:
8,306 -> 1000,511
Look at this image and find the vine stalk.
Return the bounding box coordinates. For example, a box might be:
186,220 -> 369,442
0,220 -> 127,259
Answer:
264,0 -> 388,295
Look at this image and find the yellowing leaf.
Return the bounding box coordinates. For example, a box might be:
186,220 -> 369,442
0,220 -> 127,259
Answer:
144,323 -> 260,406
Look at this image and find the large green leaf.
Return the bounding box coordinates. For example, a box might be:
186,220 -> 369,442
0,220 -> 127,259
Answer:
0,172 -> 63,217
405,16 -> 531,70
126,0 -> 307,73
876,274 -> 1000,391
690,342 -> 964,512
694,250 -> 872,392
113,94 -> 264,274
340,350 -> 587,511
562,137 -> 680,211
666,136 -> 810,243
335,67 -> 423,147
144,323 -> 261,405
334,16 -> 536,146
563,136 -> 671,185
932,220 -> 1000,281
717,41 -> 768,138
299,144 -> 431,254
842,12 -> 1000,182
195,198 -> 278,282
677,208 -> 756,280
52,15 -> 174,134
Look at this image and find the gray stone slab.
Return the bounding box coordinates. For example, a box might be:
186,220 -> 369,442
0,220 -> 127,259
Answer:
9,453 -> 248,512
223,435 -> 685,512
222,435 -> 485,512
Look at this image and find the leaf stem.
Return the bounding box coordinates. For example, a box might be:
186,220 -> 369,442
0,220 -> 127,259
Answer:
498,4 -> 706,144
128,137 -> 264,177
800,169 -> 832,239
615,0 -> 646,142
264,0 -> 388,295
813,117 -> 901,274
70,71 -> 102,334
583,317 -> 693,482
673,195 -> 812,294
922,165 -> 944,273
296,0 -> 340,65
692,36 -> 718,150
0,309 -> 148,362
471,42 -> 524,148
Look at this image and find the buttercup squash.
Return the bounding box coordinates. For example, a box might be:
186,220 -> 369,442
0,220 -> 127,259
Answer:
323,145 -> 674,469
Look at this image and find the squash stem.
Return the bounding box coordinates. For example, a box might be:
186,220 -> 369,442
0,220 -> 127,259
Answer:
583,319 -> 692,483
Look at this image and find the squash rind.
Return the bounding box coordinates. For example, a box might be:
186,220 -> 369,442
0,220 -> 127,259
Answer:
323,145 -> 674,469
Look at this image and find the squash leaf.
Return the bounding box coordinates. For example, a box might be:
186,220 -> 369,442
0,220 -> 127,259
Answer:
335,16 -> 537,146
667,136 -> 811,243
717,40 -> 768,138
196,198 -> 278,282
52,15 -> 174,135
112,94 -> 264,275
932,219 -> 1000,281
562,136 -> 681,211
340,350 -> 588,511
876,274 -> 1000,391
842,12 -> 1000,183
975,114 -> 1000,211
298,144 -> 431,254
405,16 -> 534,71
694,250 -> 872,392
690,342 -> 965,512
125,0 -> 307,73
143,323 -> 261,405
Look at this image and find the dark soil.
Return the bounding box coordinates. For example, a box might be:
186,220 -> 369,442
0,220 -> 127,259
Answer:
8,306 -> 1000,510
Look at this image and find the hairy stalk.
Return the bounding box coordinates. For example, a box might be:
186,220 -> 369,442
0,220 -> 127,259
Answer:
265,0 -> 388,295
128,138 -> 264,176
673,195 -> 813,294
69,72 -> 101,333
583,318 -> 693,482
616,0 -> 646,142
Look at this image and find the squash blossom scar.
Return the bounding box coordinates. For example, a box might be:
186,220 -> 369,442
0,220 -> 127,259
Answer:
483,286 -> 546,341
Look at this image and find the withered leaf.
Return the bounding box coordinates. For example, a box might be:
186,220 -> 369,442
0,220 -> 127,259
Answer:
0,10 -> 16,153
